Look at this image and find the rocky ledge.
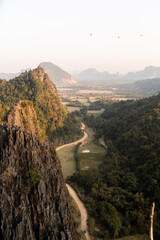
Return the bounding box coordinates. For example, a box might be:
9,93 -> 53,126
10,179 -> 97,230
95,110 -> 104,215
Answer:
0,102 -> 78,240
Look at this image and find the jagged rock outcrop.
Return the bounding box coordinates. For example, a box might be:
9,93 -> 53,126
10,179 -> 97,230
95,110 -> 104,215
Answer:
0,66 -> 68,141
0,102 -> 78,240
7,101 -> 40,135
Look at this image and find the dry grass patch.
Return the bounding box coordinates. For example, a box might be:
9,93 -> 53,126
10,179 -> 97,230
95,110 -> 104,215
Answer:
57,145 -> 76,179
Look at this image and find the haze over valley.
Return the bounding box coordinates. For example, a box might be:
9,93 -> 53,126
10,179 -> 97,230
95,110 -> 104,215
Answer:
1,0 -> 160,239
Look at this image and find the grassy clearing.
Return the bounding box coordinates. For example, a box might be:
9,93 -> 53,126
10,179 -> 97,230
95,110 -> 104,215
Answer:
66,106 -> 82,112
78,152 -> 106,161
80,127 -> 106,153
81,159 -> 102,169
80,141 -> 106,153
57,145 -> 76,179
76,97 -> 89,105
78,152 -> 106,170
78,127 -> 107,169
87,109 -> 105,117
57,126 -> 107,177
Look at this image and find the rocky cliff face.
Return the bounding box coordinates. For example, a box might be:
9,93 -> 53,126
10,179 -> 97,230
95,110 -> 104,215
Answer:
7,101 -> 40,135
0,102 -> 77,239
0,66 -> 68,141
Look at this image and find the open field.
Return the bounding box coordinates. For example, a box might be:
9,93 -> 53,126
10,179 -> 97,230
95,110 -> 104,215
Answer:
58,86 -> 139,106
78,144 -> 106,170
78,152 -> 105,170
87,109 -> 105,116
66,106 -> 82,112
57,125 -> 107,177
78,89 -> 113,94
78,152 -> 106,161
67,97 -> 89,105
80,140 -> 106,153
57,145 -> 76,179
78,127 -> 107,169
88,96 -> 101,103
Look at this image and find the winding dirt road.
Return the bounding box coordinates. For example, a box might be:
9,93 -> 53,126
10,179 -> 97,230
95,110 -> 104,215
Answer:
66,184 -> 90,240
56,123 -> 90,240
56,123 -> 88,151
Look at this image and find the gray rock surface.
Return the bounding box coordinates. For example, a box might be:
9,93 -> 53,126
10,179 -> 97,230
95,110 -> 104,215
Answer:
0,122 -> 77,239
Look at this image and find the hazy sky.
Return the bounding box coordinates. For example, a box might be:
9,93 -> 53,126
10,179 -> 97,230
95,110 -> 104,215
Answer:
1,0 -> 160,74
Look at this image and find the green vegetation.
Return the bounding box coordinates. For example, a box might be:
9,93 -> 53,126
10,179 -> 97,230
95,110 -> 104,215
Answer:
75,142 -> 82,172
21,101 -> 28,108
69,94 -> 160,240
0,69 -> 82,145
66,100 -> 83,107
25,168 -> 42,186
88,217 -> 95,235
78,152 -> 105,161
79,138 -> 106,154
78,128 -> 106,169
50,112 -> 83,146
87,99 -> 112,110
134,78 -> 160,94
69,196 -> 81,230
0,70 -> 67,134
87,109 -> 105,117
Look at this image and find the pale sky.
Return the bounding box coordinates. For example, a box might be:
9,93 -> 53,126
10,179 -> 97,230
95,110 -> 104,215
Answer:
0,0 -> 160,74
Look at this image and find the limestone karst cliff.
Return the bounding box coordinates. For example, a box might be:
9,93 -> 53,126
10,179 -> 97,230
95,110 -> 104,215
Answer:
0,66 -> 68,139
0,101 -> 78,240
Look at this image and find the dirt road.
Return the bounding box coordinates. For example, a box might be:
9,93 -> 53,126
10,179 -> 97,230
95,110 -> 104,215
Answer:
56,123 -> 88,151
66,184 -> 90,240
56,123 -> 90,240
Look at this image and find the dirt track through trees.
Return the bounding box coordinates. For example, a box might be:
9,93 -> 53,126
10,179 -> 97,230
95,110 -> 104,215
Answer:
56,123 -> 90,240
56,123 -> 88,151
66,184 -> 90,240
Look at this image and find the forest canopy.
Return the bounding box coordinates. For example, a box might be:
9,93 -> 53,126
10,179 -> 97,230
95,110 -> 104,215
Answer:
0,68 -> 81,145
70,94 -> 160,239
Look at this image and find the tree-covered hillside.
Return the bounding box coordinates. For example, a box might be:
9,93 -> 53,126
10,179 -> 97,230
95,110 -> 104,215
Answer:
69,94 -> 160,239
134,78 -> 160,94
0,67 -> 81,144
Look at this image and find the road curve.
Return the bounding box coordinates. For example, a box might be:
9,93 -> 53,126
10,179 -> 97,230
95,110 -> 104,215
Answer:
66,184 -> 90,240
56,123 -> 88,151
56,123 -> 90,240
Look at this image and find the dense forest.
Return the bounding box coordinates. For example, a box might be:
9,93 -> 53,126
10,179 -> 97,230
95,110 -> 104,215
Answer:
69,94 -> 160,239
0,67 -> 81,145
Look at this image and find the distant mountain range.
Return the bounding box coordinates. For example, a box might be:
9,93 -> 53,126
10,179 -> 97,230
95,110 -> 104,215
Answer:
0,72 -> 20,80
133,78 -> 160,93
115,78 -> 160,96
75,68 -> 120,82
75,66 -> 160,83
124,66 -> 160,81
0,68 -> 31,80
1,64 -> 160,86
39,62 -> 77,87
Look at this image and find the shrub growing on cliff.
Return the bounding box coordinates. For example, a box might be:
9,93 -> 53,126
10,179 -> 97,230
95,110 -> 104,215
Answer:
25,168 -> 42,186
